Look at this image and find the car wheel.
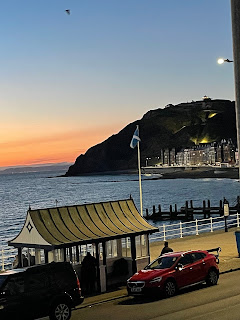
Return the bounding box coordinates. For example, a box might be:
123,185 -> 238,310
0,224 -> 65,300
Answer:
164,280 -> 177,297
206,269 -> 219,286
49,301 -> 72,320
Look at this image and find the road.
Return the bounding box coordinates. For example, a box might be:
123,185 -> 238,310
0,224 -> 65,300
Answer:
72,270 -> 240,320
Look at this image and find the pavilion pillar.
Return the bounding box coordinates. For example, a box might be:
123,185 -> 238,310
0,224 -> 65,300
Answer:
95,243 -> 101,292
48,250 -> 55,263
35,249 -> 41,265
17,247 -> 22,268
44,250 -> 49,263
116,239 -> 122,257
146,234 -> 150,264
130,236 -> 137,274
99,241 -> 107,293
76,245 -> 80,263
69,247 -> 73,262
63,248 -> 67,261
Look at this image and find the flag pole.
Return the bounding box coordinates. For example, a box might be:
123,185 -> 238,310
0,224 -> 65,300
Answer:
137,125 -> 143,216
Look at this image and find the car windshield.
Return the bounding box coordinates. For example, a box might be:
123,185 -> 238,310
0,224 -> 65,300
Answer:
0,275 -> 8,289
145,256 -> 178,270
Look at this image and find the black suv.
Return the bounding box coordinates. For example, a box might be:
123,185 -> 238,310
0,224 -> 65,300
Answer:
0,261 -> 84,320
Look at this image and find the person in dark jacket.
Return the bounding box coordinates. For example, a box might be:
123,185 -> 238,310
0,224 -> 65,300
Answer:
81,252 -> 97,294
160,241 -> 173,256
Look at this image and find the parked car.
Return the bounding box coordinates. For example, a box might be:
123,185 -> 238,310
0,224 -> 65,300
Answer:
127,249 -> 220,298
0,261 -> 84,320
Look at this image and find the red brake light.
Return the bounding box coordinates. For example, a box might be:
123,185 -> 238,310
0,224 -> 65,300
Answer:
76,277 -> 81,294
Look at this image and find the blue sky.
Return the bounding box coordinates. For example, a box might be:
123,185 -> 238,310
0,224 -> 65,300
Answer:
0,0 -> 235,167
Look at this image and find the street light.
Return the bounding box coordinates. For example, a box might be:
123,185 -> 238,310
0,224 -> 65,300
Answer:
217,56 -> 239,179
145,157 -> 151,167
217,58 -> 233,64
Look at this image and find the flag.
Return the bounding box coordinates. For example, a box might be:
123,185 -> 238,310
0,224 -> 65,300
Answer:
130,126 -> 141,149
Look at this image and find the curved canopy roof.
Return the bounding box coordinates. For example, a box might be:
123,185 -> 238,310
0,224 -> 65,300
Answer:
9,199 -> 158,249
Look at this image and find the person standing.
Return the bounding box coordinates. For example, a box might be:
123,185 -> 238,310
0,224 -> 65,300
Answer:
160,241 -> 173,256
81,252 -> 97,294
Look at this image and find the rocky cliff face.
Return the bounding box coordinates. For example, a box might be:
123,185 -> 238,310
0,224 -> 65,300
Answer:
65,99 -> 236,176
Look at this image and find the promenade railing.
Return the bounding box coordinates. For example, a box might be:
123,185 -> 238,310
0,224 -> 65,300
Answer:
150,212 -> 240,242
1,213 -> 239,271
1,247 -> 17,271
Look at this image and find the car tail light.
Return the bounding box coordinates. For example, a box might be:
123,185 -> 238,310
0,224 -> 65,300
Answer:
76,277 -> 81,295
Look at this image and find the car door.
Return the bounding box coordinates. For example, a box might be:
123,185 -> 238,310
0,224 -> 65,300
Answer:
190,252 -> 207,282
24,268 -> 52,319
0,273 -> 25,318
175,253 -> 194,288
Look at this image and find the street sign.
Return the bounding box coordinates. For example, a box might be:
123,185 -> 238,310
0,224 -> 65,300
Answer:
224,203 -> 229,216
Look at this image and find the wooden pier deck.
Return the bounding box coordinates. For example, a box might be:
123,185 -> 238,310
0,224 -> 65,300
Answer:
145,197 -> 240,221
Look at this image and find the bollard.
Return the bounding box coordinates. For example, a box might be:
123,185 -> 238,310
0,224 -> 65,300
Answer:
219,200 -> 223,216
170,205 -> 173,220
190,200 -> 193,208
203,200 -> 206,219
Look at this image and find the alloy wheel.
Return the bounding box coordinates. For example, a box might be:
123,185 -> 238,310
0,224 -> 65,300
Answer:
165,281 -> 176,297
208,270 -> 218,285
54,303 -> 71,320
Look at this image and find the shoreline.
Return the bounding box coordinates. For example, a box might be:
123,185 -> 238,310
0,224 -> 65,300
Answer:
63,167 -> 239,179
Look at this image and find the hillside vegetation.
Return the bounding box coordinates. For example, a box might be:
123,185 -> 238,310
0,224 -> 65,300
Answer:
65,99 -> 236,176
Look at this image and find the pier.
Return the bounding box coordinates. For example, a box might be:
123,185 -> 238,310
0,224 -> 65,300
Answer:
145,197 -> 240,221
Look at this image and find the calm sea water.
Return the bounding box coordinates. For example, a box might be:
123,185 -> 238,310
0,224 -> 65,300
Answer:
1,170 -> 240,252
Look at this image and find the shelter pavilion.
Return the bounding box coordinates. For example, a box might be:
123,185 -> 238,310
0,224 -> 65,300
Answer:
8,198 -> 158,292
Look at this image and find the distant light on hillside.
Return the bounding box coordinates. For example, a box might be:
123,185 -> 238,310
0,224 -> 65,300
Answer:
209,112 -> 217,118
200,138 -> 209,144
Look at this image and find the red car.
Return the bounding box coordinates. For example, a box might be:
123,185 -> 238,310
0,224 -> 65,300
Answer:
127,249 -> 220,298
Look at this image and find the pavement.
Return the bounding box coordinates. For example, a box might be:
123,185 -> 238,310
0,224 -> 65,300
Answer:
78,227 -> 240,309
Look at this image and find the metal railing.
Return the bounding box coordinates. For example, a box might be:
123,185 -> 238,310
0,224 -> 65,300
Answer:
1,247 -> 17,272
150,212 -> 240,242
1,213 -> 239,271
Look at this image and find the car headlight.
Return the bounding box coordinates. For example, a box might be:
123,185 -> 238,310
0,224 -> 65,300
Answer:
149,276 -> 162,284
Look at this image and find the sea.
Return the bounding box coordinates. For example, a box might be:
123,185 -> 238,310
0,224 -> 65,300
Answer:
1,170 -> 240,256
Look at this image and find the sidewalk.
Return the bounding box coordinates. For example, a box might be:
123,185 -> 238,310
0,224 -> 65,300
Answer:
78,227 -> 240,308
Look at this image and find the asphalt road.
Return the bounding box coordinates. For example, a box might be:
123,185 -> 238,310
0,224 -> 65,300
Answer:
73,270 -> 240,320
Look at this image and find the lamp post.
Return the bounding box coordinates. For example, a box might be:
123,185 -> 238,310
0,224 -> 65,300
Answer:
217,58 -> 233,64
145,157 -> 151,167
231,0 -> 240,181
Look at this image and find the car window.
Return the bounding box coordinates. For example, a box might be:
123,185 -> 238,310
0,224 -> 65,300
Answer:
145,256 -> 178,270
0,275 -> 8,289
178,254 -> 192,266
191,252 -> 206,262
2,274 -> 24,295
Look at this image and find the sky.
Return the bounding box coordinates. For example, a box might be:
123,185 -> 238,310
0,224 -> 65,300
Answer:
0,0 -> 235,168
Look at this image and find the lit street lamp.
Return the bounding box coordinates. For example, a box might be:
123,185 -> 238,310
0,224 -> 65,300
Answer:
231,0 -> 240,180
217,56 -> 239,178
145,157 -> 151,167
217,58 -> 233,64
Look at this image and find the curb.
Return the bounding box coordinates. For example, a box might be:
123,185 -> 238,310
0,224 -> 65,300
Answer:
220,267 -> 240,274
77,294 -> 128,309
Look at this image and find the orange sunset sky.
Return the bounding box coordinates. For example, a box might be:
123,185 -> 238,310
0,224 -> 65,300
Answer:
1,1 -> 234,168
0,123 -> 126,167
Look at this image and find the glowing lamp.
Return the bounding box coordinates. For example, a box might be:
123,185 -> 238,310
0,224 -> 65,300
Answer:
218,58 -> 224,64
